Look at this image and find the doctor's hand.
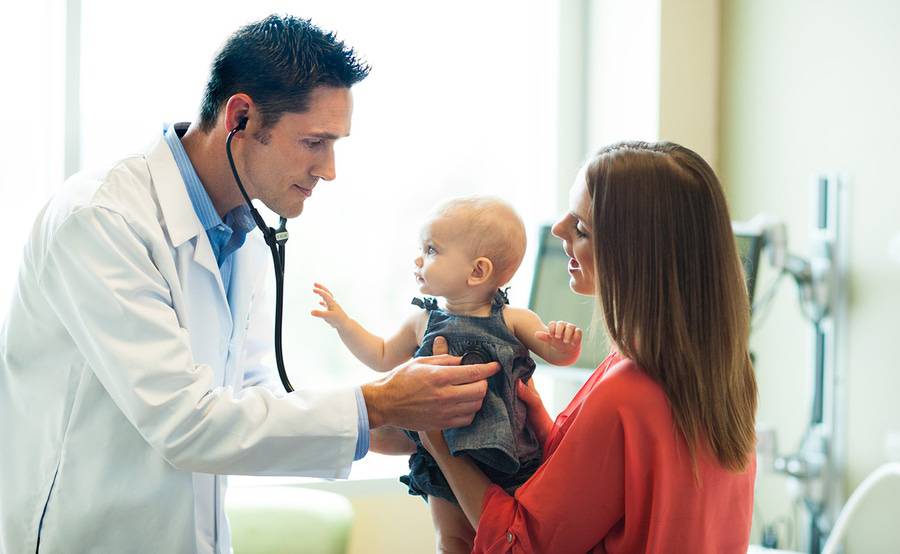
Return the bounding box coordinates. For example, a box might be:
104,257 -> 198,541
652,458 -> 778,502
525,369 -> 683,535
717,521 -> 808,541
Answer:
310,282 -> 350,329
361,337 -> 499,431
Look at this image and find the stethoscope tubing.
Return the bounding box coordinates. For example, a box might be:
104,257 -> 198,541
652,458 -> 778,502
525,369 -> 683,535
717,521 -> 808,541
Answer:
226,120 -> 294,393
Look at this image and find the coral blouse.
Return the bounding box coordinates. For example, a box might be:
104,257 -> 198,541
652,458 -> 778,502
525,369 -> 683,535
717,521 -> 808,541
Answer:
473,352 -> 755,553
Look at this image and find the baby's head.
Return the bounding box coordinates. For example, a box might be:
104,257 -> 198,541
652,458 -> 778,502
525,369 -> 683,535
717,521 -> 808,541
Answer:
414,196 -> 527,301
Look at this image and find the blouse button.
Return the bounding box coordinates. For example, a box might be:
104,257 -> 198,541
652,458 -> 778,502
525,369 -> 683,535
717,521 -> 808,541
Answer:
506,531 -> 514,543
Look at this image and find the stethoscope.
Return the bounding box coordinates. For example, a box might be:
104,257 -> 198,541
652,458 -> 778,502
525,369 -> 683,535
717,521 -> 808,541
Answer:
225,116 -> 295,393
224,116 -> 490,393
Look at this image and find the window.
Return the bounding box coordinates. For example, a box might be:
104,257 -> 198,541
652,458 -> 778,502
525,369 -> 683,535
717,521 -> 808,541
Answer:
0,1 -> 67,313
78,0 -> 560,478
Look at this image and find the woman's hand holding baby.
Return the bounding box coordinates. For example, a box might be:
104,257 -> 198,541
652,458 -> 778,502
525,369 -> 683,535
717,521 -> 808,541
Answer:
517,379 -> 553,449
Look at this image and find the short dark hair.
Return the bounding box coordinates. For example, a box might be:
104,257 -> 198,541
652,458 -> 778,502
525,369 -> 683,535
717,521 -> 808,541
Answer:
198,14 -> 370,132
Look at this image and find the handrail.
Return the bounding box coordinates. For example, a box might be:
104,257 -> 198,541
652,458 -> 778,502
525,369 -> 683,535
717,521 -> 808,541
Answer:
822,462 -> 900,554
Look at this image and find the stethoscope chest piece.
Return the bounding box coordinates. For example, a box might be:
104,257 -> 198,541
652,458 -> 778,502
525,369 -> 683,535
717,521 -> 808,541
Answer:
460,351 -> 488,365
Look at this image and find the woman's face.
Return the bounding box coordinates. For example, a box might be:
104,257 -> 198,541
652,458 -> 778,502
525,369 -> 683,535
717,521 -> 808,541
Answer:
551,168 -> 595,296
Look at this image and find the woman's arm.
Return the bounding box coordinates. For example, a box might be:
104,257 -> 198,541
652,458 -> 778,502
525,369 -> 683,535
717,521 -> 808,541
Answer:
504,307 -> 582,366
422,357 -> 627,552
421,430 -> 491,527
419,381 -> 552,528
311,282 -> 423,371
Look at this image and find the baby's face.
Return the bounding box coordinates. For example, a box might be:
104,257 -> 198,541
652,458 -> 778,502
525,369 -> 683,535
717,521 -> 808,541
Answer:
413,214 -> 475,298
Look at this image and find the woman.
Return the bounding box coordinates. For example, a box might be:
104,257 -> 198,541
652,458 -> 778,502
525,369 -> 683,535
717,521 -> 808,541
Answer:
420,141 -> 758,553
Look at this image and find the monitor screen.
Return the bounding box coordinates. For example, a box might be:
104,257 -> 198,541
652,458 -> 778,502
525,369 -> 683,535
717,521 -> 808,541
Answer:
527,223 -> 763,367
527,224 -> 609,369
734,232 -> 763,308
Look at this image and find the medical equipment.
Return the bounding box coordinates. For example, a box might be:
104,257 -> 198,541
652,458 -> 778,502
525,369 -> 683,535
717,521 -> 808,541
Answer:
749,463 -> 900,554
528,217 -> 775,366
732,217 -> 767,305
736,174 -> 848,553
226,116 -> 294,393
821,463 -> 900,554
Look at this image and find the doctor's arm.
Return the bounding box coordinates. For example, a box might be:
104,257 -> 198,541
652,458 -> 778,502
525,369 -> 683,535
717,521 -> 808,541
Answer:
39,206 -> 359,477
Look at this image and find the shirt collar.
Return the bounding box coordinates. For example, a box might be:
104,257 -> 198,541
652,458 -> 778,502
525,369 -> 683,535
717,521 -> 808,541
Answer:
225,204 -> 256,235
163,122 -> 225,233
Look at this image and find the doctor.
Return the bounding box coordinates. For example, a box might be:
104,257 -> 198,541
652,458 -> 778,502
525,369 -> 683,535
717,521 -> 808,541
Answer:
0,15 -> 499,554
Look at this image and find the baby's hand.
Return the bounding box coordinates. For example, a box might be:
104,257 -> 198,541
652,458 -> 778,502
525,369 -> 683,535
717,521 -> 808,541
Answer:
310,282 -> 350,330
534,321 -> 583,356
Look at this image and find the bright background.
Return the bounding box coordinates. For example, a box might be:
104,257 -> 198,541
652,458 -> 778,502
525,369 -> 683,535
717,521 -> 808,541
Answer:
4,1 -> 899,553
0,0 -> 661,487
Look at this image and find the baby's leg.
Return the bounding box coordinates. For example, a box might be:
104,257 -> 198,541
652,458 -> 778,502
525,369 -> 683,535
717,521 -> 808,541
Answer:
429,495 -> 475,554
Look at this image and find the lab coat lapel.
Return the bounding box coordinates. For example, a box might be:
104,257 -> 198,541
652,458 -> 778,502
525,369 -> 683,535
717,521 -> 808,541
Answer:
146,135 -> 202,248
192,233 -> 227,301
146,134 -> 233,387
145,134 -> 228,305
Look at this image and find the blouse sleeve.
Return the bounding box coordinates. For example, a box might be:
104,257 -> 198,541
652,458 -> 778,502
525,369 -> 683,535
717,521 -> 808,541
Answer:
473,383 -> 627,553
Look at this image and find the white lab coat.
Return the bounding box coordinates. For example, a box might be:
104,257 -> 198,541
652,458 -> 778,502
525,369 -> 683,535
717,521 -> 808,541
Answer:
0,135 -> 359,553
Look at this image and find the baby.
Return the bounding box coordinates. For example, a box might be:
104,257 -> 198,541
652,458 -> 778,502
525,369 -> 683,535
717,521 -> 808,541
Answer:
311,196 -> 582,553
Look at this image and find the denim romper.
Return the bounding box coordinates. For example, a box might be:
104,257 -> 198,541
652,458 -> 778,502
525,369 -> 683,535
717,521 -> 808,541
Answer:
400,289 -> 543,503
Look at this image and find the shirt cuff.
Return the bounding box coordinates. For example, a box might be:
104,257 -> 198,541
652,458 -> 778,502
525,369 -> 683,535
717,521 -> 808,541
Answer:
473,484 -> 518,552
353,386 -> 370,460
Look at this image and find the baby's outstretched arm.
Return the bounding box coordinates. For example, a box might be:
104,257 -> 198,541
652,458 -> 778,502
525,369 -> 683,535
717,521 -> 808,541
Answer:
311,282 -> 422,372
505,307 -> 582,366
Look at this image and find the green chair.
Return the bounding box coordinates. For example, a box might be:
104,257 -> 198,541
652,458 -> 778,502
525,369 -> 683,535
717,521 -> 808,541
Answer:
226,485 -> 354,554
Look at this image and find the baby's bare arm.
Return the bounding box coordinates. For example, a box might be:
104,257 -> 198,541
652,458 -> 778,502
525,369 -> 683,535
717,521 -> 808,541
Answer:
311,283 -> 423,371
505,306 -> 582,366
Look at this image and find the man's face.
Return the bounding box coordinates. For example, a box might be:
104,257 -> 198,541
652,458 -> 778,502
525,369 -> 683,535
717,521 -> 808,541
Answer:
241,86 -> 353,218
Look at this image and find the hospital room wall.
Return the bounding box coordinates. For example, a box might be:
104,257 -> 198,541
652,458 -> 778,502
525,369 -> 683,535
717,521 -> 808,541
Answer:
719,1 -> 900,551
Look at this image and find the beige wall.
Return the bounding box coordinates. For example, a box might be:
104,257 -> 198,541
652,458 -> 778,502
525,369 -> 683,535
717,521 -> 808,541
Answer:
719,1 -> 900,551
659,0 -> 721,171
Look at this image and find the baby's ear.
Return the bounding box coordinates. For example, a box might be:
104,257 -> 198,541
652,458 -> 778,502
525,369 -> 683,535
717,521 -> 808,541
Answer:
467,257 -> 494,286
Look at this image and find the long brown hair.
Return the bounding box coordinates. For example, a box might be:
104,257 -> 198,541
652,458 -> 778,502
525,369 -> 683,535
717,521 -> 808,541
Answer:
586,141 -> 757,471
